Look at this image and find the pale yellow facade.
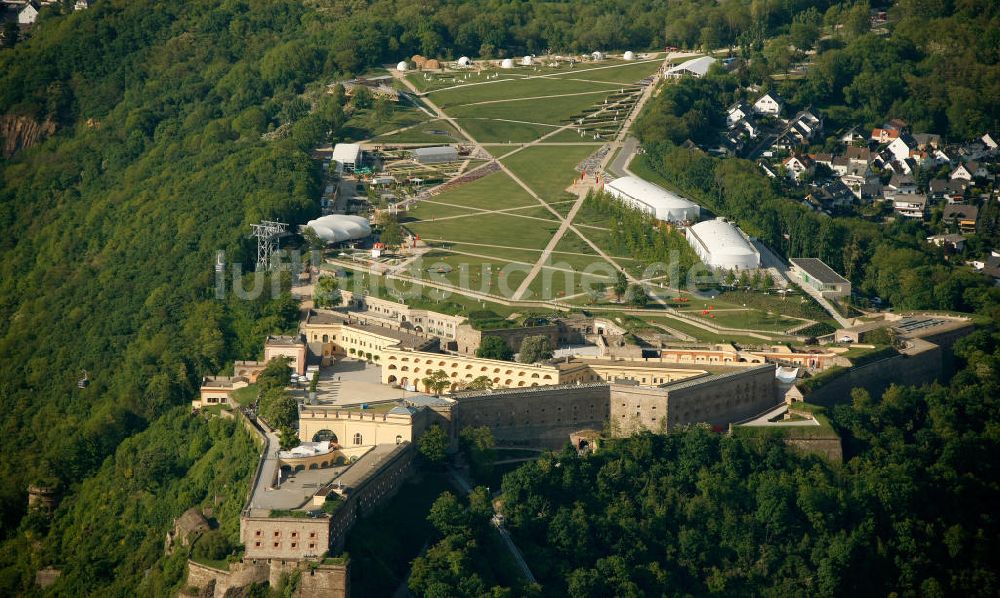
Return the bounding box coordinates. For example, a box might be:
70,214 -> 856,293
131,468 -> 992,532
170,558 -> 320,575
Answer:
381,346 -> 568,391
298,405 -> 430,446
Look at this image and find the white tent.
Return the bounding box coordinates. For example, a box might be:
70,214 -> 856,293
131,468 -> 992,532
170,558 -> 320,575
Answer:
685,219 -> 760,270
591,51 -> 605,61
623,51 -> 636,61
396,61 -> 409,72
303,215 -> 372,244
457,56 -> 471,66
521,55 -> 534,66
500,58 -> 514,68
605,176 -> 700,223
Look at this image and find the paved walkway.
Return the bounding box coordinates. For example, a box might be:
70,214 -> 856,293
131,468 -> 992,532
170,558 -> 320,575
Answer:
447,466 -> 537,585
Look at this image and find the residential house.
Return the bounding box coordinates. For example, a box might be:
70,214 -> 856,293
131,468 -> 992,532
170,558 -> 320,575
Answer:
74,0 -> 89,9
884,157 -> 916,176
942,204 -> 979,234
959,141 -> 989,162
929,178 -> 968,203
771,112 -> 822,152
758,161 -> 779,178
883,173 -> 917,201
932,146 -> 961,166
893,194 -> 928,219
735,118 -> 761,139
783,155 -> 813,182
726,103 -> 752,128
17,1 -> 38,24
809,180 -> 855,210
926,234 -> 966,251
912,133 -> 941,150
951,162 -> 987,181
982,133 -> 998,153
844,146 -> 873,166
753,92 -> 784,116
871,127 -> 901,144
839,126 -> 864,145
887,134 -> 918,163
859,181 -> 883,202
841,162 -> 876,198
970,253 -> 1000,283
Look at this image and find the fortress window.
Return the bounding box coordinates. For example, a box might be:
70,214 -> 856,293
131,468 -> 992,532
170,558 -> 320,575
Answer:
291,542 -> 298,549
274,531 -> 280,537
255,542 -> 261,547
309,543 -> 315,549
274,542 -> 280,548
255,530 -> 262,536
354,433 -> 363,445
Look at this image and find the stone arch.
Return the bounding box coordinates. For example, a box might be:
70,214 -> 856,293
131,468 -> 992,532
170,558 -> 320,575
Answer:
504,379 -> 513,386
387,364 -> 398,370
493,377 -> 500,384
450,383 -> 459,392
313,430 -> 338,443
320,461 -> 329,468
309,463 -> 318,470
401,366 -> 409,372
387,375 -> 398,384
531,382 -> 538,387
518,381 -> 526,386
294,464 -> 305,472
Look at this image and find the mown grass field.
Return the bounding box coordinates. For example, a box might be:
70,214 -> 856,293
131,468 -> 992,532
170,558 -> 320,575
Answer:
500,144 -> 597,204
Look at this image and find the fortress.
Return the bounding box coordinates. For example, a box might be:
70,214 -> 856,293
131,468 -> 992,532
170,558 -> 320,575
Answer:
188,293 -> 970,597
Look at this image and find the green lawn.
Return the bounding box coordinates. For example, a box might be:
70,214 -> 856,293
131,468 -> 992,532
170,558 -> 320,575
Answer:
406,210 -> 560,250
372,119 -> 463,143
434,242 -> 544,265
501,144 -> 596,204
448,92 -> 612,126
542,128 -> 606,143
430,76 -> 622,108
640,315 -> 794,345
342,104 -> 431,140
681,309 -> 802,333
419,171 -> 538,210
547,58 -> 662,84
451,118 -> 557,143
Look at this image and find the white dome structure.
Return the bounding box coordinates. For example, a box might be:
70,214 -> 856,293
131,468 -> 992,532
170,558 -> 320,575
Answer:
396,61 -> 409,72
604,176 -> 700,223
457,56 -> 471,66
500,58 -> 514,69
623,51 -> 636,61
685,219 -> 760,271
303,215 -> 372,244
521,55 -> 534,66
591,51 -> 605,61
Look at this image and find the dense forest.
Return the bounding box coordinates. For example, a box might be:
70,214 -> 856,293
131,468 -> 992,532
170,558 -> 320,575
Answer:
497,329 -> 1000,597
0,0 -> 997,595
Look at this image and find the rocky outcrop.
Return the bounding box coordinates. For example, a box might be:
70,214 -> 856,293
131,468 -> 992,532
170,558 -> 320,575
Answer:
0,114 -> 56,157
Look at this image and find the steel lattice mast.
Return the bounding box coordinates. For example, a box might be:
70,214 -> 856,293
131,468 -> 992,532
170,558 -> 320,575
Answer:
250,220 -> 288,270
